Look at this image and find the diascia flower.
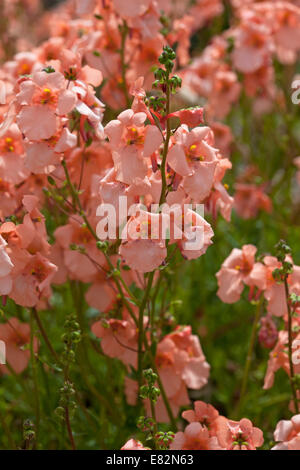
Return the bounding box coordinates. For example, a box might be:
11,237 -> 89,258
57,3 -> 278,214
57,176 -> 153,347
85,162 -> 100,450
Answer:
175,207 -> 214,261
272,415 -> 300,450
249,256 -> 300,317
0,234 -> 13,295
216,244 -> 257,303
170,422 -> 222,450
234,183 -> 272,219
171,400 -> 223,450
157,325 -> 210,392
105,109 -> 163,185
264,330 -> 300,390
121,439 -> 149,450
112,0 -> 152,19
16,70 -> 77,141
0,196 -> 57,307
0,123 -> 29,184
215,417 -> 264,450
168,107 -> 204,128
258,315 -> 278,349
119,208 -> 168,273
143,325 -> 210,422
217,245 -> 300,316
13,69 -> 104,172
0,317 -> 38,374
96,320 -> 210,423
54,215 -> 106,283
231,14 -> 271,74
167,125 -> 218,202
181,400 -> 220,431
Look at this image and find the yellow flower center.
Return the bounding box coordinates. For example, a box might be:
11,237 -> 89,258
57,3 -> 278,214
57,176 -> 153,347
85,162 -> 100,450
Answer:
186,143 -> 204,162
4,137 -> 14,152
40,88 -> 56,105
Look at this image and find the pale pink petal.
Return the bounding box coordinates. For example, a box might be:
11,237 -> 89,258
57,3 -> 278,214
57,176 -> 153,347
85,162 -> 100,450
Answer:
57,90 -> 77,115
143,125 -> 163,159
120,239 -> 167,273
54,128 -> 77,152
17,106 -> 57,140
183,161 -> 217,201
113,0 -> 151,18
167,144 -> 192,177
81,65 -> 103,87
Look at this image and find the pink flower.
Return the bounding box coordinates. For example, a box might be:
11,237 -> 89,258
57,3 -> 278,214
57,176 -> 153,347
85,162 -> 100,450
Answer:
105,109 -> 162,185
54,215 -> 106,283
0,124 -> 29,184
208,70 -> 241,119
91,310 -> 140,368
85,274 -> 116,313
120,238 -> 167,273
176,208 -> 214,260
272,415 -> 300,450
0,235 -> 13,295
24,127 -> 76,174
231,17 -> 271,74
264,331 -> 300,389
234,183 -> 272,219
249,256 -> 300,317
215,417 -> 264,450
16,70 -> 75,141
150,326 -> 210,421
113,0 -> 152,19
182,401 -> 219,431
120,324 -> 209,423
216,245 -> 257,303
119,208 -> 168,273
0,317 -> 38,374
121,439 -> 148,450
170,422 -> 222,450
209,122 -> 233,157
168,108 -> 204,128
258,315 -> 278,349
167,125 -> 218,202
9,252 -> 57,308
16,69 -> 104,147
16,195 -> 50,256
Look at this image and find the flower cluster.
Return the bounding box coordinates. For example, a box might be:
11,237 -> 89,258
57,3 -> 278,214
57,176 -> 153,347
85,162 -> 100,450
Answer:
122,400 -> 264,451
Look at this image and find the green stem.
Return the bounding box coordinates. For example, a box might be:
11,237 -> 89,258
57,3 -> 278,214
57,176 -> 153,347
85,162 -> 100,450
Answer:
151,359 -> 177,431
120,20 -> 130,108
30,310 -> 40,444
150,273 -> 163,345
138,272 -> 155,404
236,297 -> 263,417
284,277 -> 299,414
32,308 -> 59,364
64,405 -> 76,450
159,84 -> 171,206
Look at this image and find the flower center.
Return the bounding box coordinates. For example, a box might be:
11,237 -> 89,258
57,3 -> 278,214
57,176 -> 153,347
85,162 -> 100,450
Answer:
18,62 -> 31,75
3,136 -> 15,153
126,127 -> 144,146
232,432 -> 249,449
40,87 -> 57,105
185,144 -> 204,162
